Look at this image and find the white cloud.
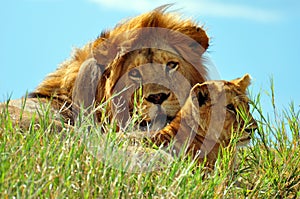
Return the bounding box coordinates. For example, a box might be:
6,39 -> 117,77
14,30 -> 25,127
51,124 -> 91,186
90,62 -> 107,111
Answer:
89,0 -> 283,23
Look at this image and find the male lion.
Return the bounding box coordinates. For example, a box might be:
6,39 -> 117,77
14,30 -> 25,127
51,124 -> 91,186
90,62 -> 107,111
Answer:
141,74 -> 258,167
1,5 -> 210,131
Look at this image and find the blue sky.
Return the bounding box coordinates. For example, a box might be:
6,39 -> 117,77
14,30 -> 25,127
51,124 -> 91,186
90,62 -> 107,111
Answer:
1,0 -> 299,116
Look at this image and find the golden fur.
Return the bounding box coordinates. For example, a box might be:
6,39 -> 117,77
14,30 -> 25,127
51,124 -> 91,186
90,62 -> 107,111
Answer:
148,74 -> 258,167
2,5 -> 210,130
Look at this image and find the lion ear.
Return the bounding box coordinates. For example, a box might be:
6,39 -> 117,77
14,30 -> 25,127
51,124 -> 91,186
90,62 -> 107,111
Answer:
188,26 -> 209,53
191,83 -> 210,107
231,74 -> 251,92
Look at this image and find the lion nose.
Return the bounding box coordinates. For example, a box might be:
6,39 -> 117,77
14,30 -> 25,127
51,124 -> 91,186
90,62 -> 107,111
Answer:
146,93 -> 170,105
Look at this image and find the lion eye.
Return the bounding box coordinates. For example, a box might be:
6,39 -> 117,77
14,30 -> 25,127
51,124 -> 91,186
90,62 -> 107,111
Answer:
129,69 -> 141,79
166,61 -> 179,70
226,103 -> 236,113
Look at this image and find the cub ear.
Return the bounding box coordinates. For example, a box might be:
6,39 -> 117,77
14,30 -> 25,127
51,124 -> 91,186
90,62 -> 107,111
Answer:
191,83 -> 210,107
231,74 -> 251,92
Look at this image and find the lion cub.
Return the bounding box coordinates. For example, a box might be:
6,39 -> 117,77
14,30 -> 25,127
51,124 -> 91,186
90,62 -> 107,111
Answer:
145,74 -> 257,167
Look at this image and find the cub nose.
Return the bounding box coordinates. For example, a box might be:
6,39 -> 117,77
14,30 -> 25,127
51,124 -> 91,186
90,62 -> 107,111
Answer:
146,93 -> 170,105
245,120 -> 258,134
245,126 -> 257,134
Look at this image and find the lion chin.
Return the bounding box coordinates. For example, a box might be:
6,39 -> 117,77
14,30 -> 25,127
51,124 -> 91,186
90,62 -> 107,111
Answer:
138,104 -> 175,131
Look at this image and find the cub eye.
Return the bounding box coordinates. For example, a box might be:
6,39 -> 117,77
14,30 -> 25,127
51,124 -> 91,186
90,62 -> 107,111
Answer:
226,103 -> 236,113
129,69 -> 141,79
166,61 -> 179,70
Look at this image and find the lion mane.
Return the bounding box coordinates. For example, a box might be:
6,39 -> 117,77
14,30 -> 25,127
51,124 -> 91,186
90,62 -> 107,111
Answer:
4,5 -> 210,130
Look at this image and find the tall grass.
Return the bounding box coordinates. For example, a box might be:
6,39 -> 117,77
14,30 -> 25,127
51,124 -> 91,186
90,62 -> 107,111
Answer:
0,83 -> 299,198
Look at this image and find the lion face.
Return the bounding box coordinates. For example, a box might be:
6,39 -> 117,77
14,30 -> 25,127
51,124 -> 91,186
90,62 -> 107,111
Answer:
89,7 -> 210,129
189,74 -> 257,146
108,48 -> 206,129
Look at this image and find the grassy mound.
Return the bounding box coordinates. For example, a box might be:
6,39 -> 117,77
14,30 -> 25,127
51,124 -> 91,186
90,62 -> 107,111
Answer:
0,87 -> 299,198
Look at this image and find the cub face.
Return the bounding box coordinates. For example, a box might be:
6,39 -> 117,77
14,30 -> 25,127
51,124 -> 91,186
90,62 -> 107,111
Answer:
189,74 -> 258,145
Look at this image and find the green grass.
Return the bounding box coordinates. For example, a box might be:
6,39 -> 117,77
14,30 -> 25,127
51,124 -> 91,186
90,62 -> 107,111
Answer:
0,86 -> 299,198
